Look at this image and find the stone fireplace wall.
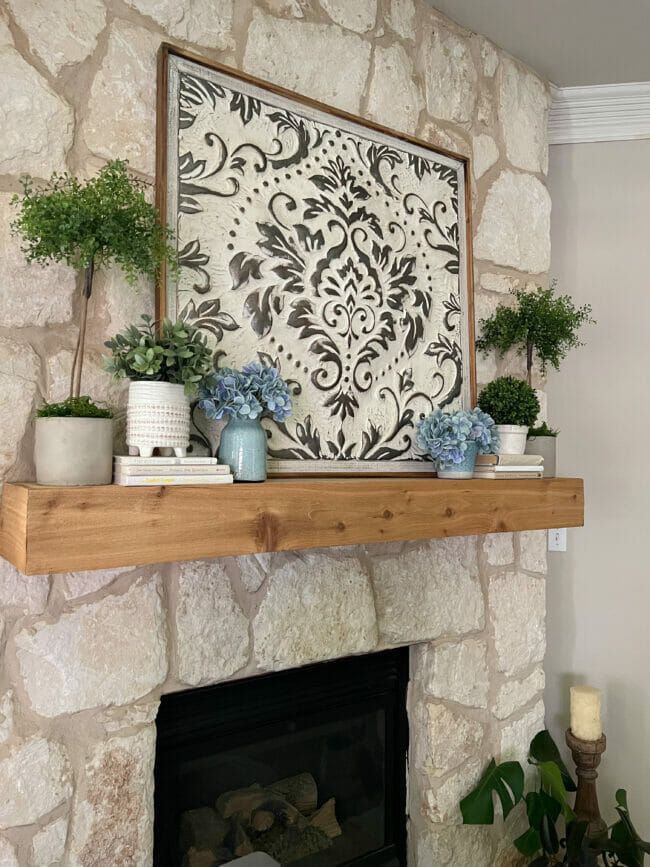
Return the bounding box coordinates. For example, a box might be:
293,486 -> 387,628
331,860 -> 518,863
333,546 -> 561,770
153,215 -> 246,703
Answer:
0,1 -> 551,864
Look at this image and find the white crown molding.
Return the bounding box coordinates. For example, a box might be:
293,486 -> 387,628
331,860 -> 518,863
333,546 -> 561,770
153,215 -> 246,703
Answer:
549,81 -> 650,144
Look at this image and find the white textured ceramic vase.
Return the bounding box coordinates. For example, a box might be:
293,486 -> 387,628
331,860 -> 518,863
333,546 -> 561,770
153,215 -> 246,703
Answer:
495,424 -> 528,455
126,381 -> 190,457
34,417 -> 113,486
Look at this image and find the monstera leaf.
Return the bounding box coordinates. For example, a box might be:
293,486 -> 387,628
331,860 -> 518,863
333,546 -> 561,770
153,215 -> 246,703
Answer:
529,729 -> 577,792
459,759 -> 524,824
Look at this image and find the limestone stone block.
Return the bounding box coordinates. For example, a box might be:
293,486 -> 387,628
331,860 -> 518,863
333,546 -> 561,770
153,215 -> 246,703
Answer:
489,572 -> 545,676
0,837 -> 18,867
262,0 -> 305,17
371,537 -> 484,644
62,567 -> 133,600
519,530 -> 548,573
421,24 -> 477,123
418,122 -> 470,158
0,692 -> 14,745
0,47 -> 73,176
6,0 -> 106,75
476,89 -> 495,128
422,639 -> 489,707
0,560 -> 49,613
472,133 -> 499,179
235,554 -> 269,593
479,38 -> 499,78
46,348 -> 126,409
483,532 -> 514,566
81,21 -> 159,176
0,737 -> 72,828
500,699 -> 545,763
68,727 -> 155,867
386,0 -> 415,40
254,551 -> 377,670
474,171 -> 551,273
0,337 -> 40,478
480,272 -> 519,294
0,193 -> 76,328
498,58 -> 549,174
30,817 -> 68,866
494,666 -> 545,720
125,0 -> 233,50
244,11 -> 371,115
367,43 -> 423,134
175,560 -> 250,685
92,268 -> 155,344
414,702 -> 484,776
0,9 -> 12,46
16,578 -> 168,717
416,825 -> 495,867
319,0 -> 376,33
424,758 -> 483,824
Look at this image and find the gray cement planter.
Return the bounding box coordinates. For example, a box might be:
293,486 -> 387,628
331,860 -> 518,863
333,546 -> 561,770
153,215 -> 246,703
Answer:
34,417 -> 113,486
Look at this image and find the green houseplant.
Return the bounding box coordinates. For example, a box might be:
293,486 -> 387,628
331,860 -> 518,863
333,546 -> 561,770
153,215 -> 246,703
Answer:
475,284 -> 594,388
104,315 -> 211,457
12,159 -> 178,483
460,729 -> 649,866
477,376 -> 540,454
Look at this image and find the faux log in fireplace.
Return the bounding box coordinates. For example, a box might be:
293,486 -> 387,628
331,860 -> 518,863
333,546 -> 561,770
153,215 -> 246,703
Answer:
154,649 -> 409,867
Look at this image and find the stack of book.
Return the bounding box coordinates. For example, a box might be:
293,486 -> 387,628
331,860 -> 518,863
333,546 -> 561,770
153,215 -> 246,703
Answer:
474,453 -> 544,479
113,456 -> 233,486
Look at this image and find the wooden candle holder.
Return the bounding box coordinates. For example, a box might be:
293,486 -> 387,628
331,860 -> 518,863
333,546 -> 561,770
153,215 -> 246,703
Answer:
565,728 -> 607,835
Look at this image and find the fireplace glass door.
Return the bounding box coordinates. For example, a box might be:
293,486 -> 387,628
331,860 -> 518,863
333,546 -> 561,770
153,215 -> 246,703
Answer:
154,649 -> 409,867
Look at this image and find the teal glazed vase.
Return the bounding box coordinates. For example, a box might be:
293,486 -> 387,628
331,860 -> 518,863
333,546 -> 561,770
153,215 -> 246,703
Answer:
218,416 -> 267,482
436,440 -> 478,479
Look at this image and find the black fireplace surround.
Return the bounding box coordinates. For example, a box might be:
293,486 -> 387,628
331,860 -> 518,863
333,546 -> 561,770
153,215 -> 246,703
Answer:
154,649 -> 409,867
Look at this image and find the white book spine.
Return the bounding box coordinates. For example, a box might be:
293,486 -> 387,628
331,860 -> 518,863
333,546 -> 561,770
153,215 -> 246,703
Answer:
114,464 -> 230,476
114,455 -> 219,466
113,474 -> 234,486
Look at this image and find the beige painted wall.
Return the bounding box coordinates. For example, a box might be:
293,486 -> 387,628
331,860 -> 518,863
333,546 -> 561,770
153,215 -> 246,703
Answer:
546,138 -> 650,822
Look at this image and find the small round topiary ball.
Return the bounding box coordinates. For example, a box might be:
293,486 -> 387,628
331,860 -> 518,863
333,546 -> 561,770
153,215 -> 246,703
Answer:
477,376 -> 540,427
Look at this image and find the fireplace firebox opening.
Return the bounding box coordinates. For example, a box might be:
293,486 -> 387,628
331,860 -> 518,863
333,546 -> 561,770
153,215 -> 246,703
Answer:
154,648 -> 409,866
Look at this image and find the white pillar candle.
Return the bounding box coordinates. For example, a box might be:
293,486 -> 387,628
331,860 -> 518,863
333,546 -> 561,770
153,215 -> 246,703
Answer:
570,686 -> 602,740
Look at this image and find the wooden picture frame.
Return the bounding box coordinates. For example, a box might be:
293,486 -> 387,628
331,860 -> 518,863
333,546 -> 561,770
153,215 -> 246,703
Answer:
156,45 -> 476,475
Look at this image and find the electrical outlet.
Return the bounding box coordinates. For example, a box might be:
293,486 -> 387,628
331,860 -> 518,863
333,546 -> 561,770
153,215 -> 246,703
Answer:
548,528 -> 567,552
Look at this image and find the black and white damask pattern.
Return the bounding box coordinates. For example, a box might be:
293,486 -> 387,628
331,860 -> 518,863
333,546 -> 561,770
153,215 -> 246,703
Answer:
166,58 -> 471,466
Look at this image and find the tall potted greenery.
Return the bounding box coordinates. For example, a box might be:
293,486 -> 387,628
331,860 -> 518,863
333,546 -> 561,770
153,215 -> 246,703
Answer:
104,315 -> 212,457
477,376 -> 540,454
11,160 -> 177,484
475,283 -> 594,388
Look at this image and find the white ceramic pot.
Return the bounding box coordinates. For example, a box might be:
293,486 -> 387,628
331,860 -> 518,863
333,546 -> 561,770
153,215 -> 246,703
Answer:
526,435 -> 557,477
126,381 -> 190,457
495,424 -> 528,455
34,417 -> 113,486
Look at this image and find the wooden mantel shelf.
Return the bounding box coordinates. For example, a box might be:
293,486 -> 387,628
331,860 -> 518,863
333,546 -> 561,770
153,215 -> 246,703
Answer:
0,478 -> 584,575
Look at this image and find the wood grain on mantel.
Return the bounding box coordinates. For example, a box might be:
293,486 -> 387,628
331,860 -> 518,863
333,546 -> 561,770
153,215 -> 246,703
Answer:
0,478 -> 584,575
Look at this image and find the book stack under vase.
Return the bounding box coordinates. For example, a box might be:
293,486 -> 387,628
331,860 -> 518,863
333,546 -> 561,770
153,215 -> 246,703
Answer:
113,455 -> 233,486
474,453 -> 544,479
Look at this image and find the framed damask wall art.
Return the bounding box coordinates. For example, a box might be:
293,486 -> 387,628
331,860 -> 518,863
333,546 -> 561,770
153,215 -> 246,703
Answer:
157,46 -> 476,474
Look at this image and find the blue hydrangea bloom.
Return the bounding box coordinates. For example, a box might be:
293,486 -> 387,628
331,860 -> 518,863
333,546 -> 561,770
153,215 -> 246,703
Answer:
416,407 -> 499,468
199,362 -> 293,423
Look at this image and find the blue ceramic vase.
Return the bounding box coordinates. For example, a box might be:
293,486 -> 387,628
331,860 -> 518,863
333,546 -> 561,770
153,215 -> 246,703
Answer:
218,416 -> 267,482
436,440 -> 477,479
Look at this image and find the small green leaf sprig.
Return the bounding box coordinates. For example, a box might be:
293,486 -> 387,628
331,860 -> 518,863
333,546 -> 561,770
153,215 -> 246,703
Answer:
103,315 -> 212,395
37,396 -> 113,419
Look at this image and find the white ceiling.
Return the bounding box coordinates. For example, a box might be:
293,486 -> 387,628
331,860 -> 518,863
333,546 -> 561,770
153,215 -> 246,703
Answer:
428,0 -> 650,87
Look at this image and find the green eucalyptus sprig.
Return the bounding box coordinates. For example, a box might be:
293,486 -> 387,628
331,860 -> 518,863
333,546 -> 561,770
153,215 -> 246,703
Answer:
103,315 -> 211,396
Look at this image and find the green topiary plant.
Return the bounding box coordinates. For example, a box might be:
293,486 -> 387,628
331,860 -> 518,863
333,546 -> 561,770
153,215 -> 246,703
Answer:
461,729 -> 650,866
103,314 -> 212,395
528,422 -> 559,438
11,159 -> 178,412
478,376 -> 540,427
476,283 -> 594,386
